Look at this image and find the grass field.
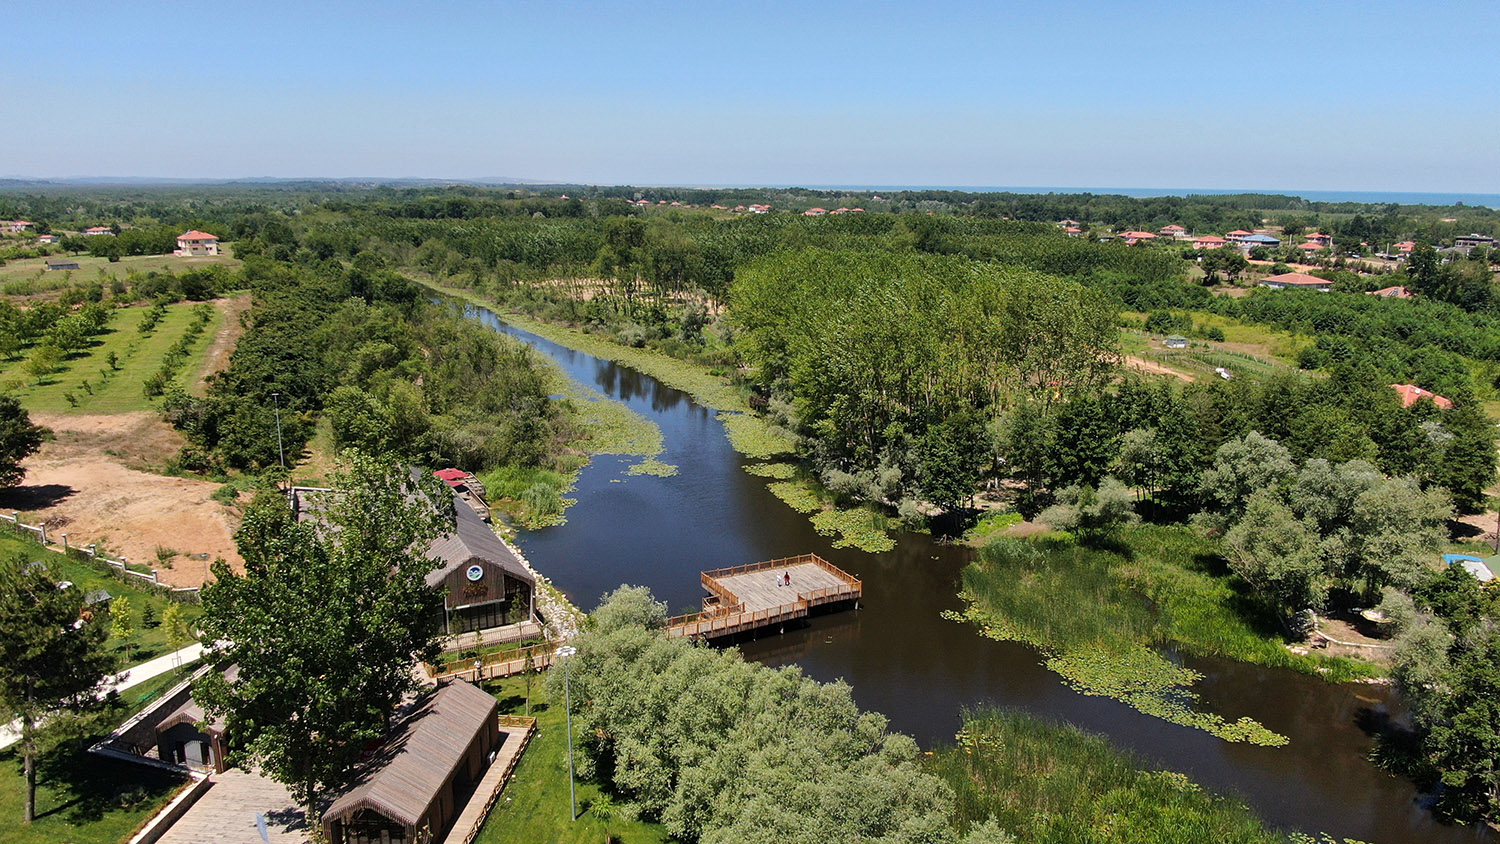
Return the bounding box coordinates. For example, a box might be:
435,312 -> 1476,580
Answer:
1121,310 -> 1311,365
473,675 -> 674,844
0,253 -> 240,294
0,301 -> 223,414
0,533 -> 201,668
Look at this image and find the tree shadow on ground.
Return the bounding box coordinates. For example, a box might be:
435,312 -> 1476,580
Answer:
25,744 -> 184,824
0,483 -> 76,511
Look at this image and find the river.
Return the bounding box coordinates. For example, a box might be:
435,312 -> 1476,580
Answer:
465,303 -> 1491,844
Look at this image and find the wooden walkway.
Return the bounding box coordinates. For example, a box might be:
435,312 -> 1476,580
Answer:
442,715 -> 536,844
666,554 -> 861,640
425,641 -> 558,684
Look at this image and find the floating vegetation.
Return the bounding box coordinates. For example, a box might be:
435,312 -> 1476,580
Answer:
810,508 -> 896,553
744,461 -> 797,479
1046,648 -> 1287,746
720,411 -> 796,459
627,458 -> 679,477
767,480 -> 821,513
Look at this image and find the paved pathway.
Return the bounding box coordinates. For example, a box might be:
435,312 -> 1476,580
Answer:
0,642 -> 205,750
155,768 -> 307,844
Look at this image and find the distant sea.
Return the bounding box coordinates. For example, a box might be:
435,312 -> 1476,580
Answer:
797,185 -> 1500,209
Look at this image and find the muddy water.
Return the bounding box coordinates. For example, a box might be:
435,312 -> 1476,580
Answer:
468,305 -> 1490,844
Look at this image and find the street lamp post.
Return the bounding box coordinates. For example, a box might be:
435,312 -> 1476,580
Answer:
270,392 -> 285,473
556,645 -> 579,821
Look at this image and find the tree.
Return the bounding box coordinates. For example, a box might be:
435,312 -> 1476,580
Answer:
108,595 -> 135,661
1039,477 -> 1138,542
193,455 -> 449,823
0,396 -> 48,487
914,411 -> 991,509
1223,493 -> 1326,619
1198,431 -> 1294,518
24,344 -> 62,385
1424,633 -> 1500,820
1113,427 -> 1163,501
0,554 -> 117,824
161,602 -> 191,667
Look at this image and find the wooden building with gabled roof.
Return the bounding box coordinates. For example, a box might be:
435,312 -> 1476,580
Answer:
322,681 -> 500,844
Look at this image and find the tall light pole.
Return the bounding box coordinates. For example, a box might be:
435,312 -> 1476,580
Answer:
270,392 -> 285,474
556,644 -> 579,821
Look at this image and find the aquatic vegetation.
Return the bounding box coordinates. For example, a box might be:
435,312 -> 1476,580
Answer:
743,461 -> 797,479
810,507 -> 896,553
946,525 -> 1377,742
767,480 -> 821,513
719,411 -> 796,458
931,709 -> 1297,844
626,458 -> 679,477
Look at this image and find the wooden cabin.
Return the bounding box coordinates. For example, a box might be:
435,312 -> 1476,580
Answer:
322,682 -> 500,844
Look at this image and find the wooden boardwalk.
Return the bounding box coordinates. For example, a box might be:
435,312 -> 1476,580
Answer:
666,554 -> 861,640
442,716 -> 536,844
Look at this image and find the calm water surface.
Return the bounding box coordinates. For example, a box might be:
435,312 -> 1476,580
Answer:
467,304 -> 1491,844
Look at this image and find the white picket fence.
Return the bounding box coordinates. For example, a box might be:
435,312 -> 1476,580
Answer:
0,510 -> 201,597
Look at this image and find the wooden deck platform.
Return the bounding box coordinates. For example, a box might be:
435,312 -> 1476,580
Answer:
666,554 -> 861,640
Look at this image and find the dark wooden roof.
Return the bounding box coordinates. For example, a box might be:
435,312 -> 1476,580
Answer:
424,486 -> 532,588
288,478 -> 532,588
323,681 -> 498,829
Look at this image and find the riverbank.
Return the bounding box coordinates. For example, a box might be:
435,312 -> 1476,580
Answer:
421,278 -> 901,553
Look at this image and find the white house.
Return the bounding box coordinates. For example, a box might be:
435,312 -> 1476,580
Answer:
4,220 -> 33,234
83,226 -> 114,236
174,230 -> 220,256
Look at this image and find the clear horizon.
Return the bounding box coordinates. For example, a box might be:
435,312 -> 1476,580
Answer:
3,1 -> 1496,193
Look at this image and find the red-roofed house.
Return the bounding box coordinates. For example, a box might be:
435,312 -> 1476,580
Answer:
84,226 -> 113,236
1120,231 -> 1158,245
1368,285 -> 1412,299
849,207 -> 865,213
1065,226 -> 1082,237
5,220 -> 33,234
1226,230 -> 1253,243
1159,224 -> 1188,239
37,234 -> 58,244
1305,233 -> 1333,247
174,230 -> 220,256
1194,235 -> 1227,250
1393,240 -> 1416,256
1260,272 -> 1332,292
1298,242 -> 1325,257
803,208 -> 827,216
1391,384 -> 1453,410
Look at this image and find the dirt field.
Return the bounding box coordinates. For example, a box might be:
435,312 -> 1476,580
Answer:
1124,354 -> 1195,382
0,412 -> 242,587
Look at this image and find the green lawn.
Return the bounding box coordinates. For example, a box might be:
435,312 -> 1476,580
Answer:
0,666 -> 198,844
473,675 -> 674,844
0,533 -> 201,668
0,746 -> 188,844
0,253 -> 240,292
0,301 -> 223,414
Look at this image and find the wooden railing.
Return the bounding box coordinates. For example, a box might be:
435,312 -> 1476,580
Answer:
426,641 -> 557,681
459,716 -> 537,844
664,554 -> 862,640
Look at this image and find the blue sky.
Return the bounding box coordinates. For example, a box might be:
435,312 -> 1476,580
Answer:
2,1 -> 1496,191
